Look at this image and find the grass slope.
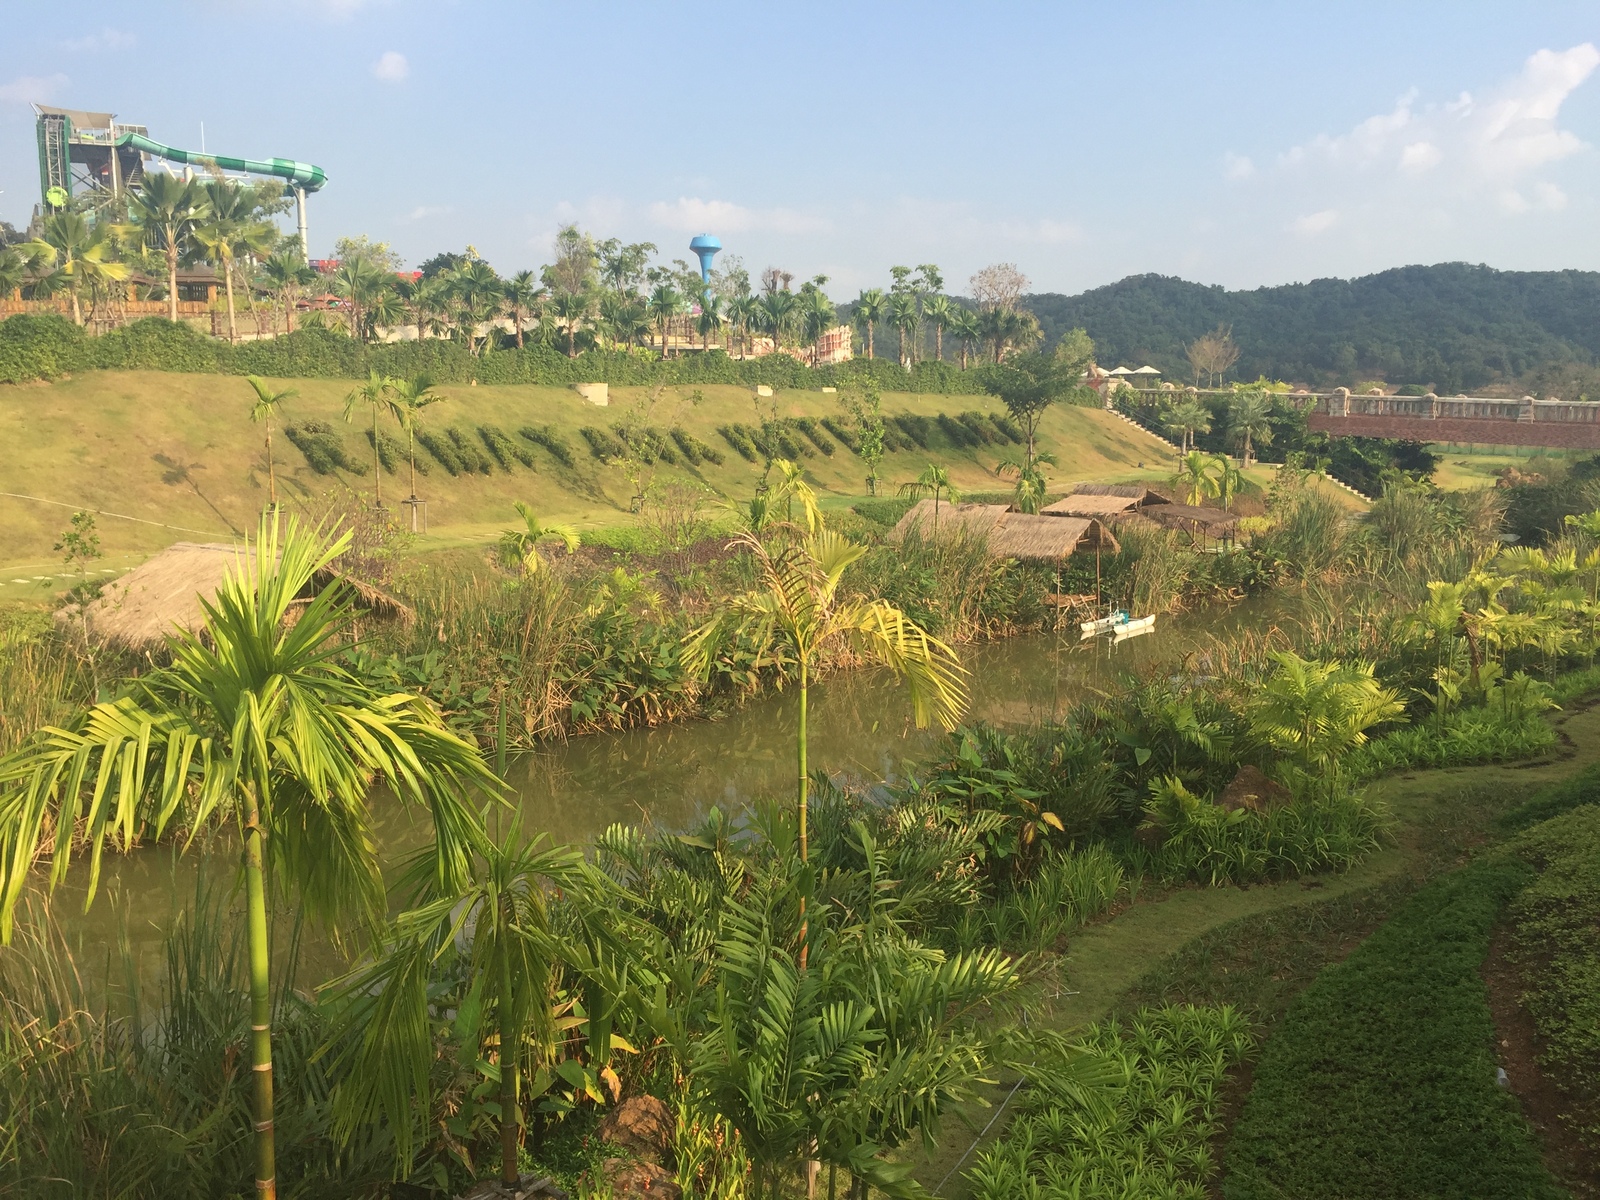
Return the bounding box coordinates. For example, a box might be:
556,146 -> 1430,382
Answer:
0,372 -> 1177,572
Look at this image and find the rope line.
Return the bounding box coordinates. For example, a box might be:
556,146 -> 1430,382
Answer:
0,492 -> 231,539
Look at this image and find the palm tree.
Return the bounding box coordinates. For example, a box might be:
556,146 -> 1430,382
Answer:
922,294 -> 953,361
697,292 -> 725,352
1216,456 -> 1243,512
0,515 -> 497,1200
451,259 -> 504,354
728,294 -> 759,358
853,288 -> 886,359
499,501 -> 581,574
647,284 -> 684,359
886,292 -> 919,367
128,172 -> 210,322
196,181 -> 275,344
1163,398 -> 1212,454
246,375 -> 296,510
0,243 -> 32,297
947,305 -> 980,369
388,373 -> 445,503
899,463 -> 961,531
25,211 -> 131,326
1173,449 -> 1222,506
344,370 -> 394,506
757,289 -> 797,356
503,270 -> 544,348
682,528 -> 968,873
330,255 -> 390,344
1227,389 -> 1274,466
800,288 -> 836,362
329,828 -> 593,1190
1246,650 -> 1405,789
552,289 -> 592,358
257,249 -> 317,335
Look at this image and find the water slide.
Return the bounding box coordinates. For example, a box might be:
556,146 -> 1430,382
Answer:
115,131 -> 326,252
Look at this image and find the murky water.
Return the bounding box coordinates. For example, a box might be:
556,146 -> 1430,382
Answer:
34,592 -> 1321,970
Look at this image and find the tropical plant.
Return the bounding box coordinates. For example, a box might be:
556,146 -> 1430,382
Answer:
800,288 -> 836,360
257,248 -> 317,335
698,292 -> 726,352
195,181 -> 276,344
389,373 -> 446,501
1246,650 -> 1406,787
645,283 -> 685,360
128,172 -> 210,321
1163,397 -> 1212,454
946,305 -> 981,370
344,370 -> 394,506
899,464 -> 962,532
330,254 -> 392,344
980,352 -> 1070,469
503,269 -> 544,349
757,288 -> 798,356
0,515 -> 497,1200
851,288 -> 886,361
682,528 -> 968,873
24,211 -> 132,326
449,259 -> 505,355
246,375 -> 296,510
1173,450 -> 1223,506
499,502 -> 581,575
844,387 -> 888,496
1227,388 -> 1275,466
886,292 -> 919,366
921,294 -> 953,361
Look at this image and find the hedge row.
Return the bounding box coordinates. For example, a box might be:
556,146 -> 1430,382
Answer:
0,313 -> 988,392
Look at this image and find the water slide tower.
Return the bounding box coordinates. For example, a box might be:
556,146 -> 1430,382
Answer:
689,234 -> 721,294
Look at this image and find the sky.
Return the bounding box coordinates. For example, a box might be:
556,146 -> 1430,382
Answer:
3,1 -> 1600,298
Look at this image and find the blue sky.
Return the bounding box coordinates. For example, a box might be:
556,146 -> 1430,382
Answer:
3,1 -> 1599,297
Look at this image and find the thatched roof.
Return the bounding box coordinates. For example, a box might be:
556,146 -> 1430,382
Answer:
890,500 -> 1118,560
1064,483 -> 1171,505
1041,493 -> 1143,518
1140,503 -> 1239,538
80,542 -> 412,648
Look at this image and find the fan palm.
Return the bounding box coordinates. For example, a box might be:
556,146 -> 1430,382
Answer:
647,283 -> 684,359
899,463 -> 961,531
886,292 -> 919,366
853,288 -> 886,359
757,289 -> 798,355
1226,389 -> 1274,465
330,255 -> 391,343
551,289 -> 592,358
257,249 -> 317,335
344,370 -> 394,506
128,172 -> 210,321
24,211 -> 131,326
922,294 -> 953,362
698,292 -> 726,352
0,514 -> 497,1200
195,181 -> 275,344
246,375 -> 296,510
388,373 -> 445,502
451,259 -> 504,354
1163,398 -> 1212,454
328,829 -> 593,1188
682,528 -> 968,871
799,288 -> 836,362
503,270 -> 544,348
499,501 -> 581,575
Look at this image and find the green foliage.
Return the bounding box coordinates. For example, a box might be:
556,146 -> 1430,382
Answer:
478,423 -> 535,471
891,412 -> 933,449
284,419 -> 369,475
716,423 -> 760,463
518,424 -> 575,468
0,312 -> 90,383
790,415 -> 836,455
1222,857 -> 1563,1200
1505,805 -> 1600,1152
820,415 -> 861,452
850,497 -> 916,527
579,424 -> 628,461
365,427 -> 415,474
1499,760 -> 1600,832
668,426 -> 725,466
1344,701 -> 1557,780
969,1004 -> 1255,1200
416,426 -> 468,475
446,425 -> 493,474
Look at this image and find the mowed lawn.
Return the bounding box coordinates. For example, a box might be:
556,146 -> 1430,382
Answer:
0,370 -> 1179,571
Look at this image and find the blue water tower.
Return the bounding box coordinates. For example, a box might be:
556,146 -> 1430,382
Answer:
689,234 -> 722,286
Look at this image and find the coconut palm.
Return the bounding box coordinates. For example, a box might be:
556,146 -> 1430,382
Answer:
1226,389 -> 1275,466
503,269 -> 544,349
899,463 -> 961,531
853,288 -> 886,359
757,288 -> 798,355
682,528 -> 968,873
646,284 -> 684,359
195,181 -> 275,344
246,375 -> 296,510
0,514 -> 497,1200
330,255 -> 391,344
344,371 -> 394,506
257,249 -> 317,335
697,292 -> 726,352
128,172 -> 210,321
24,211 -> 131,327
947,305 -> 980,369
499,501 -> 581,574
922,294 -> 953,361
1173,449 -> 1222,506
388,373 -> 445,501
328,828 -> 593,1189
886,292 -> 919,367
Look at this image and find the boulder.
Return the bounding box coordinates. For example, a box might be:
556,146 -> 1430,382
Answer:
1216,765 -> 1293,814
458,1173 -> 569,1200
596,1094 -> 676,1164
601,1158 -> 681,1200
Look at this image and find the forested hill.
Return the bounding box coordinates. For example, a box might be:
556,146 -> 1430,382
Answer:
1024,264 -> 1600,394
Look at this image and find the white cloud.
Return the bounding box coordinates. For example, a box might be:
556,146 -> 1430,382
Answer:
1474,44 -> 1600,172
1399,141 -> 1442,172
1223,152 -> 1255,180
402,205 -> 450,222
371,51 -> 409,82
61,27 -> 137,52
1293,209 -> 1339,235
647,196 -> 831,236
0,73 -> 69,105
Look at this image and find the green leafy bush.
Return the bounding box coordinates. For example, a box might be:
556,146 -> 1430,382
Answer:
790,416 -> 835,455
416,427 -> 466,475
284,421 -> 368,475
445,426 -> 493,474
819,415 -> 861,453
579,425 -> 627,461
518,425 -> 575,468
1223,857 -> 1561,1199
716,424 -> 760,463
969,1004 -> 1254,1200
363,429 -> 409,473
1345,704 -> 1556,780
0,313 -> 90,383
93,318 -> 222,372
667,427 -> 724,466
891,412 -> 934,449
936,412 -> 981,449
477,424 -> 534,471
850,497 -> 916,527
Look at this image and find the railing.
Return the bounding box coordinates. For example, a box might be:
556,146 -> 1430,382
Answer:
1127,387 -> 1600,426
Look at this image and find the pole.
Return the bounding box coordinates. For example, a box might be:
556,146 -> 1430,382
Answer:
108,121 -> 120,196
295,188 -> 309,261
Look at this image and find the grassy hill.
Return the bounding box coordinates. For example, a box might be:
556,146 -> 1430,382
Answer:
0,371 -> 1180,574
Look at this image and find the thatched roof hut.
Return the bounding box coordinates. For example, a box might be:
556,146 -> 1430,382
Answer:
79,542 -> 412,648
890,500 -> 1118,561
1138,503 -> 1239,539
1059,483 -> 1171,506
1041,493 -> 1145,519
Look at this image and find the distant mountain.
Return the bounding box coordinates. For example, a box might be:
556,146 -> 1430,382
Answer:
1023,264 -> 1600,395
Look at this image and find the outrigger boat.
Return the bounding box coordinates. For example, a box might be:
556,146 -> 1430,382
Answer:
1112,614 -> 1157,641
1081,608 -> 1129,636
1079,609 -> 1158,639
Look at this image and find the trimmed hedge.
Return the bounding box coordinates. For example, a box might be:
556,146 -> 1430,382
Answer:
0,313 -> 993,392
1222,857 -> 1562,1199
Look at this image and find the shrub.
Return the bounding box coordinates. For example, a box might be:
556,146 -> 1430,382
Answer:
850,497 -> 915,527
478,424 -> 534,471
518,425 -> 574,468
284,421 -> 368,475
891,412 -> 933,449
1345,704 -> 1556,781
969,1004 -> 1254,1200
667,427 -> 724,467
445,426 -> 493,474
973,844 -> 1126,952
363,429 -> 410,473
1223,857 -> 1562,1199
716,424 -> 760,463
580,425 -> 627,461
416,427 -> 467,475
955,410 -> 998,445
819,415 -> 860,453
990,413 -> 1025,443
93,318 -> 222,372
936,412 -> 981,449
790,416 -> 835,455
0,312 -> 90,383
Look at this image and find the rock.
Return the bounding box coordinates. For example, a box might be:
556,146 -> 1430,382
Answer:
458,1173 -> 569,1200
596,1095 -> 676,1164
601,1158 -> 681,1200
1216,765 -> 1293,814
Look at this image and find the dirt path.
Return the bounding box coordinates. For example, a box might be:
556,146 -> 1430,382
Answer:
912,700 -> 1600,1196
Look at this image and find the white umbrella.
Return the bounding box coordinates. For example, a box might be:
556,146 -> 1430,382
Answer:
1106,366 -> 1132,376
1132,365 -> 1161,375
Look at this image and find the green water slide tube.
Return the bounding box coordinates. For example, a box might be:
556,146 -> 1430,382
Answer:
115,132 -> 327,192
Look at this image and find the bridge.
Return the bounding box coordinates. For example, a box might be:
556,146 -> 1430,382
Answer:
1302,389 -> 1600,449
